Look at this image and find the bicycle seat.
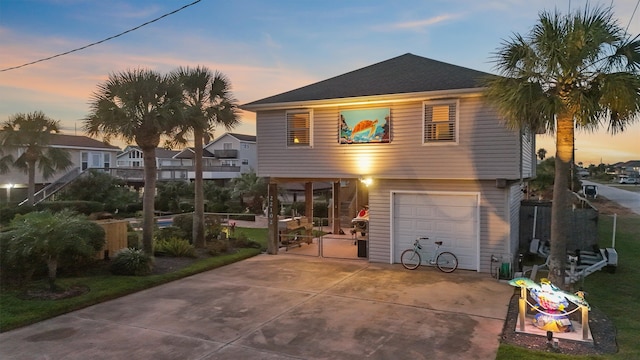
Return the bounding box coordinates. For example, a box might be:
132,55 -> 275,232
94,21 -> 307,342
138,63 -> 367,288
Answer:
434,241 -> 443,246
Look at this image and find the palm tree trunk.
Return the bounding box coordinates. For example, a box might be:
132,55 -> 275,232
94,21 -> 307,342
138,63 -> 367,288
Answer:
141,147 -> 157,255
27,160 -> 36,206
47,256 -> 57,292
549,114 -> 574,289
193,129 -> 205,248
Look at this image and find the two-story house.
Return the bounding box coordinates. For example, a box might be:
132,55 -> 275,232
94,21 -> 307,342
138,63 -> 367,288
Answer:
113,133 -> 257,185
242,53 -> 535,273
0,134 -> 120,204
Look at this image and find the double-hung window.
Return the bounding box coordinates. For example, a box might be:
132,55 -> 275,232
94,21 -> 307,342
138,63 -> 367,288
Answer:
286,110 -> 312,147
423,100 -> 458,144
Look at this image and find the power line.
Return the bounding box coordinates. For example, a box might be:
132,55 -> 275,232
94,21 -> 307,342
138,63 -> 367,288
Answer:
627,0 -> 640,32
0,0 -> 202,72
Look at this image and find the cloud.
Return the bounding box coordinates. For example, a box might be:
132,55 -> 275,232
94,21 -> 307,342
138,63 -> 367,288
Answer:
387,13 -> 460,31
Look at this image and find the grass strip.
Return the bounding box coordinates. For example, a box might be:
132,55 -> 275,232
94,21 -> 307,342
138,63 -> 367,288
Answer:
0,248 -> 261,332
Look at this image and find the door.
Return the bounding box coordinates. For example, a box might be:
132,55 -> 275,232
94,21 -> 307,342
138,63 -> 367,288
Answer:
392,192 -> 479,271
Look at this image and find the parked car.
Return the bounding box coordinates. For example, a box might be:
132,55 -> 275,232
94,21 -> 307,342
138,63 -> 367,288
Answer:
619,176 -> 638,184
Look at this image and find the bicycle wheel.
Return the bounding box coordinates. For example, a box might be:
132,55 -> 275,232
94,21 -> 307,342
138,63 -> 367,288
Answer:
436,251 -> 458,273
400,249 -> 422,270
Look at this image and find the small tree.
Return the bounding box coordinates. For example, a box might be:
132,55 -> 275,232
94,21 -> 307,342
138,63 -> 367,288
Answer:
5,209 -> 105,291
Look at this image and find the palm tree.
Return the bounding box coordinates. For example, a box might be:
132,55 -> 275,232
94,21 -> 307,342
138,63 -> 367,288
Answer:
485,6 -> 640,288
231,170 -> 267,213
84,69 -> 183,255
171,66 -> 239,248
537,148 -> 547,161
0,111 -> 73,206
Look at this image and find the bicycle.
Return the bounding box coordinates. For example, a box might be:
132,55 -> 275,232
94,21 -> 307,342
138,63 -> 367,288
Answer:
400,237 -> 458,273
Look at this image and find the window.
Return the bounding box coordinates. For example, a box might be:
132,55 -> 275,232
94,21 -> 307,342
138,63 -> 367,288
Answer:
104,153 -> 110,169
81,152 -> 88,170
286,110 -> 311,147
223,142 -> 232,150
242,143 -> 250,149
423,100 -> 457,143
242,159 -> 249,165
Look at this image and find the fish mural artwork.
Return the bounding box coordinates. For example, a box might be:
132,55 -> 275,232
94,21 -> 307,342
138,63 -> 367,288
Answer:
339,108 -> 390,144
509,277 -> 590,333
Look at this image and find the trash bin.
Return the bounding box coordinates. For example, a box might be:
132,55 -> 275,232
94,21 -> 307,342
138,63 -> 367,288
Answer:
357,239 -> 367,258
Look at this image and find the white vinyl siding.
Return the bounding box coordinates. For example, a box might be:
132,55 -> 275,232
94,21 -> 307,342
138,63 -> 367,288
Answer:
423,100 -> 458,144
286,110 -> 312,147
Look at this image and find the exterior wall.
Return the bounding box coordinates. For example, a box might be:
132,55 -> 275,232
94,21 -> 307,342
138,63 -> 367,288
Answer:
205,134 -> 257,174
256,96 -> 528,180
508,183 -> 523,266
367,178 -> 511,273
521,130 -> 535,179
0,147 -> 118,186
116,148 -> 144,167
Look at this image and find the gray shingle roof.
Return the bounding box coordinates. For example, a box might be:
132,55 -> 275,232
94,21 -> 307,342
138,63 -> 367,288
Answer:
227,133 -> 256,142
243,53 -> 492,108
50,134 -> 120,150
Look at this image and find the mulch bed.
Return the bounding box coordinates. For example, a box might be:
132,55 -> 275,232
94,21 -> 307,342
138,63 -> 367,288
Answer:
501,292 -> 618,355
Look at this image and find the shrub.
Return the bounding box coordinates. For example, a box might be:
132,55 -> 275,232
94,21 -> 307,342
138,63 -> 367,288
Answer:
0,204 -> 35,226
0,229 -> 43,287
229,233 -> 261,249
36,201 -> 104,215
110,248 -> 153,276
207,238 -> 229,256
172,213 -> 222,243
154,226 -> 187,242
127,232 -> 141,249
154,237 -> 196,258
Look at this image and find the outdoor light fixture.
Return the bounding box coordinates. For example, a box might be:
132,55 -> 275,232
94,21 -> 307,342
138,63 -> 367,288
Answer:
360,177 -> 373,187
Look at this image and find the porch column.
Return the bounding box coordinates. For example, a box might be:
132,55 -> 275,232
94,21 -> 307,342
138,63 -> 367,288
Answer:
305,182 -> 313,220
267,182 -> 279,255
332,181 -> 341,234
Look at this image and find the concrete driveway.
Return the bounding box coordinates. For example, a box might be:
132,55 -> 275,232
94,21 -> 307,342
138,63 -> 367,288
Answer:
0,255 -> 513,360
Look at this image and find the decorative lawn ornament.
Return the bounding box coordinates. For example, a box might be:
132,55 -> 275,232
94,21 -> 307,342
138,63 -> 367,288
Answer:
509,277 -> 590,333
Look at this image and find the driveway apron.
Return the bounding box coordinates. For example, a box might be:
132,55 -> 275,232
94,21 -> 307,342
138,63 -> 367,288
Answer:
0,255 -> 513,360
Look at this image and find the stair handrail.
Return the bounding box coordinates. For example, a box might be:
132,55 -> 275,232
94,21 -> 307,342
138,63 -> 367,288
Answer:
18,167 -> 84,206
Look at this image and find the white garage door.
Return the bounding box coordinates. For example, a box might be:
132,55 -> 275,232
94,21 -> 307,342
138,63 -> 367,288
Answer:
392,192 -> 479,271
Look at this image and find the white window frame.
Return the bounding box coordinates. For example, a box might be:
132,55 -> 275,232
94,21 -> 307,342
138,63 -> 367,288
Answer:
286,109 -> 313,148
422,99 -> 459,145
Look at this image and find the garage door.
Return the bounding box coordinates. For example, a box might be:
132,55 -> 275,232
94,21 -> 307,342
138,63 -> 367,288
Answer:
392,192 -> 479,271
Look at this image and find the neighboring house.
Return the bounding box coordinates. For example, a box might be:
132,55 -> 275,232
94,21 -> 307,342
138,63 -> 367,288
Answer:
0,134 -> 120,204
112,133 -> 257,184
618,160 -> 640,178
242,53 -> 536,273
113,146 -> 181,184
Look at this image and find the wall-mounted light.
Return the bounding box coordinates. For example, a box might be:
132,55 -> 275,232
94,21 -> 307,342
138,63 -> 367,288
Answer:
360,177 -> 373,187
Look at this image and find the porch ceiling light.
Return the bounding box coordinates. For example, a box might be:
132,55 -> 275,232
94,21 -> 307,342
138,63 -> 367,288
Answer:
360,177 -> 373,187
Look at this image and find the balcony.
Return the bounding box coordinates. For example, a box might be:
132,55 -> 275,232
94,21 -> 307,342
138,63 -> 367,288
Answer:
109,165 -> 241,182
214,149 -> 238,158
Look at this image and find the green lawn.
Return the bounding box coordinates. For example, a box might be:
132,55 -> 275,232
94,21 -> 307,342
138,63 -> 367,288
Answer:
496,213 -> 640,359
0,227 -> 268,332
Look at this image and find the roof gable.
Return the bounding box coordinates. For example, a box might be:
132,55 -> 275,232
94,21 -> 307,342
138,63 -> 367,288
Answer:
243,53 -> 492,108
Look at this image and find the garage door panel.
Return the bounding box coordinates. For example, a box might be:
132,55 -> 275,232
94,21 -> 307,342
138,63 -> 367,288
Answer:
393,193 -> 478,270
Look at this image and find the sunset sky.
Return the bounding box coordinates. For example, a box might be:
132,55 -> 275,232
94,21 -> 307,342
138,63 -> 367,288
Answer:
1,0 -> 638,166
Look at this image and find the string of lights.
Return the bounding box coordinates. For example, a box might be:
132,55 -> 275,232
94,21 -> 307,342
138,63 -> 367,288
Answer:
0,0 -> 202,72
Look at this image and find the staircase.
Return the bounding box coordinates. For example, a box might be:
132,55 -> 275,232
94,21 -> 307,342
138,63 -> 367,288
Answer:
18,167 -> 85,206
